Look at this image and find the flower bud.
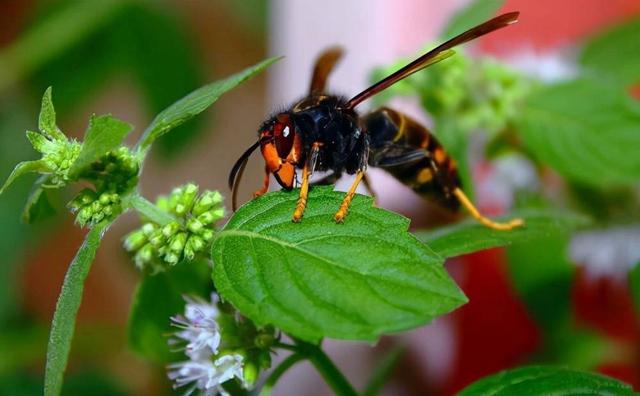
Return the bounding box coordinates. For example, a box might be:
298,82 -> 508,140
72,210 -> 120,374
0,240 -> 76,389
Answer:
187,218 -> 204,234
164,252 -> 180,265
242,361 -> 258,388
141,223 -> 157,236
170,232 -> 187,253
199,229 -> 214,242
187,235 -> 205,253
254,333 -> 274,349
124,229 -> 147,251
77,206 -> 93,226
197,211 -> 215,225
192,190 -> 223,216
135,244 -> 155,269
162,221 -> 180,238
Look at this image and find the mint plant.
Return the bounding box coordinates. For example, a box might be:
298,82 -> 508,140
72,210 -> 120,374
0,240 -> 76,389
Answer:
2,0 -> 638,394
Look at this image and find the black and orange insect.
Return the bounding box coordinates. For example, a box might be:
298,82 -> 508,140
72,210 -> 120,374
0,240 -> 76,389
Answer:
229,12 -> 523,230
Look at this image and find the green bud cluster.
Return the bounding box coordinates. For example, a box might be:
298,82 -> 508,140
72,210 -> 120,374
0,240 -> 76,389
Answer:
123,184 -> 224,272
25,129 -> 82,187
68,189 -> 121,227
371,47 -> 533,137
82,146 -> 139,195
66,147 -> 139,227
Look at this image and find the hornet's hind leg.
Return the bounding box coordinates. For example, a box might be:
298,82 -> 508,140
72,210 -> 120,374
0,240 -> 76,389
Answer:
334,171 -> 365,223
453,188 -> 523,231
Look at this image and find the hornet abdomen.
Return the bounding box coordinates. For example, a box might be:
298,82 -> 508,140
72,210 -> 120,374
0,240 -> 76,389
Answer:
365,107 -> 461,210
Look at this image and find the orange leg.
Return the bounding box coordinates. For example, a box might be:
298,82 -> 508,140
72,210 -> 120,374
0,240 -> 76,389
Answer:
334,171 -> 365,223
253,166 -> 270,198
453,188 -> 524,231
292,162 -> 310,222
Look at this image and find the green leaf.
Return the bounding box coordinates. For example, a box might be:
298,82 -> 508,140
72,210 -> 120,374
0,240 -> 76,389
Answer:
440,0 -> 505,40
416,209 -> 589,258
457,365 -> 635,395
127,259 -> 212,364
38,87 -> 66,140
212,186 -> 466,343
516,78 -> 640,187
136,56 -> 281,154
68,114 -> 133,178
0,160 -> 49,195
580,17 -> 640,86
22,175 -> 56,224
44,221 -> 110,396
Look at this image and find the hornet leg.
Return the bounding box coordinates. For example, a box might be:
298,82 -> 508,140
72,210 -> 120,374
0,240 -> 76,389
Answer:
334,171 -> 365,223
453,188 -> 524,231
253,166 -> 270,198
292,142 -> 321,222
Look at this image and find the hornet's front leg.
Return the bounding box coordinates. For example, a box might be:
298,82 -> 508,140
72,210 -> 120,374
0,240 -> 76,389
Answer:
292,142 -> 321,222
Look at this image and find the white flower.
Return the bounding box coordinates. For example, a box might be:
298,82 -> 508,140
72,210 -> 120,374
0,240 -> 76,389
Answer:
570,225 -> 640,281
167,354 -> 245,396
170,295 -> 222,359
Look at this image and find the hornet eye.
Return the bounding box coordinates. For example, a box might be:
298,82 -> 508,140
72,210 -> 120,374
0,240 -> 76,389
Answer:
274,121 -> 295,158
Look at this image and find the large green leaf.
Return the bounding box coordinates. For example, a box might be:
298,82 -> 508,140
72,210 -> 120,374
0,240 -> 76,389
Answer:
416,209 -> 588,258
44,221 -> 110,396
128,259 -> 212,364
212,187 -> 466,343
68,114 -> 133,178
441,0 -> 505,40
136,56 -> 281,154
516,78 -> 640,187
458,365 -> 635,395
580,17 -> 640,86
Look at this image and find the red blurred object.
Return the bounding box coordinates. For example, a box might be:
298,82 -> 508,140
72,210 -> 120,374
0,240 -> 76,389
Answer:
482,0 -> 640,52
572,269 -> 637,342
443,249 -> 541,395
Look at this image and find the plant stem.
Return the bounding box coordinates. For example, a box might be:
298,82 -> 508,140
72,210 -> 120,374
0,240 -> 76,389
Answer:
362,345 -> 405,396
294,340 -> 358,396
259,353 -> 305,396
123,193 -> 175,226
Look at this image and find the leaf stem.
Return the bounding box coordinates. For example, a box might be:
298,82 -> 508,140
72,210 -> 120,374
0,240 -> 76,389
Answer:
259,353 -> 305,396
123,193 -> 174,226
44,221 -> 110,396
293,340 -> 358,396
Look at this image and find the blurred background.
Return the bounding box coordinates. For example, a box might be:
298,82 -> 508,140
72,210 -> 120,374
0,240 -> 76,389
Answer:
0,0 -> 639,395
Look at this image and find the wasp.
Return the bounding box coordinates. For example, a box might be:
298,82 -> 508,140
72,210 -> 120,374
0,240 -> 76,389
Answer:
229,12 -> 523,230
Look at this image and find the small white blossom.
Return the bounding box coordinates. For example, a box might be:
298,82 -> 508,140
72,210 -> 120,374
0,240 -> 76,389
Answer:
570,225 -> 640,281
170,295 -> 222,359
167,354 -> 245,396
